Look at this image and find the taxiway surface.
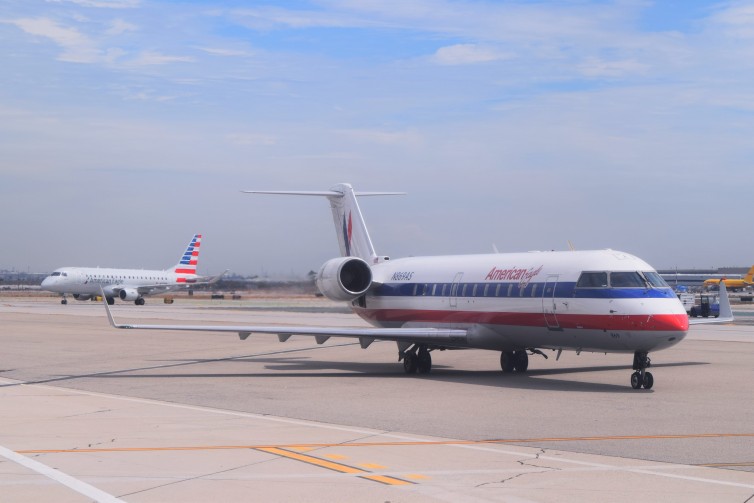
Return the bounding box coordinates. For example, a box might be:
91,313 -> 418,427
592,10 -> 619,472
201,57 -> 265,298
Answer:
1,296 -> 753,502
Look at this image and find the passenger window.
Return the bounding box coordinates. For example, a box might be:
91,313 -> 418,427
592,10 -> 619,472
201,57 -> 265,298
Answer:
610,271 -> 646,288
576,272 -> 608,288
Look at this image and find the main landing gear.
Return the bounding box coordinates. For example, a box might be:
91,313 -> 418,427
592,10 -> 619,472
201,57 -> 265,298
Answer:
631,351 -> 653,390
61,295 -> 68,305
500,350 -> 529,373
135,297 -> 145,306
401,344 -> 432,374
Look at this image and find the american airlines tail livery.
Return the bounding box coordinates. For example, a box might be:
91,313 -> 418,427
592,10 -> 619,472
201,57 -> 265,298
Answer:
102,184 -> 732,389
43,234 -> 218,305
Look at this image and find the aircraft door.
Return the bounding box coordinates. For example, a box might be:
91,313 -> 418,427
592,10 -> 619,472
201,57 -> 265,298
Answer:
449,272 -> 463,308
542,274 -> 560,330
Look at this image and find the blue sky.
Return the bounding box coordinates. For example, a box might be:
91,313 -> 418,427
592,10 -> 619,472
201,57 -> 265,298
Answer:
2,0 -> 753,276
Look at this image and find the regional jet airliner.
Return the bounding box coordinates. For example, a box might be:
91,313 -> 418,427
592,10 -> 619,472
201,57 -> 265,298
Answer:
101,185 -> 732,389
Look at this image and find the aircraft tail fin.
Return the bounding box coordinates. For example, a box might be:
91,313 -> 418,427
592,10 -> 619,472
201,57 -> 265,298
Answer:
170,234 -> 202,276
244,183 -> 404,264
744,265 -> 754,284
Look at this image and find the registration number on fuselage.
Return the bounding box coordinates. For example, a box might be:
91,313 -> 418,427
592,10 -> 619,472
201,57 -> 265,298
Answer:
390,271 -> 415,281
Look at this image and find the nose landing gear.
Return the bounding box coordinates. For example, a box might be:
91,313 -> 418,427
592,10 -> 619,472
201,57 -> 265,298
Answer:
631,351 -> 653,390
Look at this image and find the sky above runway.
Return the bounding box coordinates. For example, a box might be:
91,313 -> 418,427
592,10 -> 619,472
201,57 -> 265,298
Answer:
2,0 -> 753,276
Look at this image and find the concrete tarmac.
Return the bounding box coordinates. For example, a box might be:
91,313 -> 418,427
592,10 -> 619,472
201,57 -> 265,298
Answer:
1,296 -> 753,502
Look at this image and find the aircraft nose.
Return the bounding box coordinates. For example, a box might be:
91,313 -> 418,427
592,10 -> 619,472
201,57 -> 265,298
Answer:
41,276 -> 53,287
657,313 -> 689,332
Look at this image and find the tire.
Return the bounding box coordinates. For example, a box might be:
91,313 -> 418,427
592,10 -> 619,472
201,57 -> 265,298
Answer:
513,350 -> 529,373
642,372 -> 654,390
630,371 -> 642,389
500,351 -> 515,373
417,350 -> 432,374
403,353 -> 417,374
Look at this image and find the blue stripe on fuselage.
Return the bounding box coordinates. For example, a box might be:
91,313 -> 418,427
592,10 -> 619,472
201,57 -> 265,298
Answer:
372,281 -> 676,299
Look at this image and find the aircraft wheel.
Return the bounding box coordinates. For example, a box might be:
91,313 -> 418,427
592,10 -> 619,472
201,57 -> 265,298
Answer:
135,297 -> 145,306
500,351 -> 515,373
642,372 -> 654,390
403,353 -> 417,374
61,299 -> 67,305
630,371 -> 642,389
106,296 -> 115,305
513,350 -> 529,372
417,348 -> 432,374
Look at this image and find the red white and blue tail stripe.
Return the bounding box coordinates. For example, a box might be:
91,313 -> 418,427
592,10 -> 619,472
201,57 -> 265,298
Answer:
173,234 -> 201,281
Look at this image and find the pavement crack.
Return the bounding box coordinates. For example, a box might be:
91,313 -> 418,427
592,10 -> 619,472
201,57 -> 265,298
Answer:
62,408 -> 113,419
476,449 -> 560,489
518,448 -> 561,472
476,472 -> 527,488
116,459 -> 272,499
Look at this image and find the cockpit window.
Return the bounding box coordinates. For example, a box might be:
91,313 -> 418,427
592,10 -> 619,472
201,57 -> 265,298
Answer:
609,271 -> 645,288
51,272 -> 61,276
576,272 -> 608,288
643,271 -> 669,288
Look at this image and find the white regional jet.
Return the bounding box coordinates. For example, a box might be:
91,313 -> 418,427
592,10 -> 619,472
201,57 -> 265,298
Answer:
102,184 -> 732,389
43,234 -> 213,305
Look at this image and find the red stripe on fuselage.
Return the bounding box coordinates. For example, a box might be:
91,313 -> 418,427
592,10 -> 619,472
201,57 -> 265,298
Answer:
355,308 -> 689,332
174,269 -> 196,274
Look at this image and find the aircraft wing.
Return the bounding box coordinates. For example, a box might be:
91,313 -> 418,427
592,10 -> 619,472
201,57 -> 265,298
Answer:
688,282 -> 734,325
197,269 -> 228,285
127,271 -> 229,297
135,284 -> 181,296
101,291 -> 468,347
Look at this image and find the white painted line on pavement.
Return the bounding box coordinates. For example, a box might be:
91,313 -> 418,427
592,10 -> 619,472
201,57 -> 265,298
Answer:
0,444 -> 125,503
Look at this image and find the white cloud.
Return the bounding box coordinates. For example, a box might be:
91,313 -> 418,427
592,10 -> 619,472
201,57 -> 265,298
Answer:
106,18 -> 138,36
711,3 -> 754,38
6,17 -> 100,63
578,57 -> 649,78
431,43 -> 510,65
128,50 -> 194,66
337,128 -> 422,147
232,7 -> 378,30
46,0 -> 141,8
198,47 -> 253,57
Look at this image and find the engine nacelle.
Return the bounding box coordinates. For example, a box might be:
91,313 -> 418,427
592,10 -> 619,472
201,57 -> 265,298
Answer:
119,288 -> 140,301
73,294 -> 92,301
315,257 -> 372,302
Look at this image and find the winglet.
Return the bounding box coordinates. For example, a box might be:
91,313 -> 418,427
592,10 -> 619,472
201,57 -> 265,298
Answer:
209,269 -> 228,284
100,286 -> 131,329
717,281 -> 733,322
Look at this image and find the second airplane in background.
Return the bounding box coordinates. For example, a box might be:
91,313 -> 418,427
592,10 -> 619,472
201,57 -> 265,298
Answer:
703,266 -> 754,291
42,234 -> 222,305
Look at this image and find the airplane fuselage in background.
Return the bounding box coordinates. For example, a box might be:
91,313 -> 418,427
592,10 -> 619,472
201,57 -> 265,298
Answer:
41,234 -> 204,305
42,266 -> 197,300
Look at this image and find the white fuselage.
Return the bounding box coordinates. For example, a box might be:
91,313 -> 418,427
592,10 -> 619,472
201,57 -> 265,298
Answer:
41,266 -> 195,299
352,249 -> 689,354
